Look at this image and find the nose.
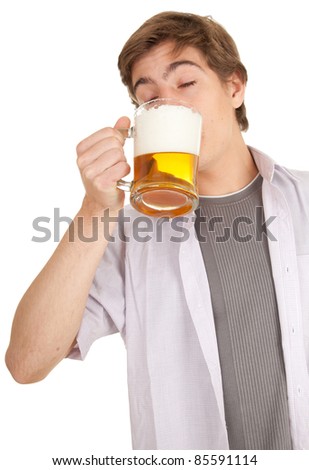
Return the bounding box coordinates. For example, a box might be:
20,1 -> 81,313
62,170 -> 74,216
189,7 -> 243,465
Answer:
155,85 -> 181,101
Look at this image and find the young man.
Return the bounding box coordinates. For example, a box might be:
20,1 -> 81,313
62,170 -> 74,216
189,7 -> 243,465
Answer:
6,12 -> 309,450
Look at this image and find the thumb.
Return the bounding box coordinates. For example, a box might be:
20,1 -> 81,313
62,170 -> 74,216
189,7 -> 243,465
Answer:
114,116 -> 131,130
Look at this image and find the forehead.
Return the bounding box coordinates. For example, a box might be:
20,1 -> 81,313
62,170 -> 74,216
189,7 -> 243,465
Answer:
131,42 -> 207,82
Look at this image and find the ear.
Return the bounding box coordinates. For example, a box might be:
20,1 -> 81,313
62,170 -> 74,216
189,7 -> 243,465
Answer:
227,71 -> 246,109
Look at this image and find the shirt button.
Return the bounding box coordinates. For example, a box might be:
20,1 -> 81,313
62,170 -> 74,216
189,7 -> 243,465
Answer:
291,326 -> 296,334
297,385 -> 302,396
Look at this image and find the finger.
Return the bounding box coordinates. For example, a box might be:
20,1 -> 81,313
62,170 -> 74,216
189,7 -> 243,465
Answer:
76,124 -> 125,156
114,116 -> 131,129
77,136 -> 125,171
104,161 -> 131,185
92,161 -> 131,192
114,116 -> 132,140
81,147 -> 128,181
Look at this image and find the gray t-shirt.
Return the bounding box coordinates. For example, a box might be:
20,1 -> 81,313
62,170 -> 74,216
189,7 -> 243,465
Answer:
195,174 -> 292,449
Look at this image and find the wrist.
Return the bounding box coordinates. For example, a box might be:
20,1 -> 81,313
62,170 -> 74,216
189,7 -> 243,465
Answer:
78,195 -> 120,219
68,196 -> 120,245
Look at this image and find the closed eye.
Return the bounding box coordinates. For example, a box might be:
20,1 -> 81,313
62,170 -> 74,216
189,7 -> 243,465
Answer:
141,81 -> 197,103
178,80 -> 197,88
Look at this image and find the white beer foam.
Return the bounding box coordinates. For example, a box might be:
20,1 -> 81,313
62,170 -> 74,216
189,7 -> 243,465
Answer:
134,104 -> 202,156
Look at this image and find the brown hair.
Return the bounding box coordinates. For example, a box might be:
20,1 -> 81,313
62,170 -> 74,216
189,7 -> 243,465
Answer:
118,11 -> 249,131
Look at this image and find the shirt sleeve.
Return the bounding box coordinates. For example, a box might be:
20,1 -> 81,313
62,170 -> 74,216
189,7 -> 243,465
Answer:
67,226 -> 126,361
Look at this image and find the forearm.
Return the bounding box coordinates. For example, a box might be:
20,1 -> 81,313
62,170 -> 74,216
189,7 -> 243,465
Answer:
6,201 -> 117,383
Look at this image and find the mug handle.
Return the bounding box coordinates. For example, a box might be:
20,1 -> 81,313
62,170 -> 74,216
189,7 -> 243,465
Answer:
116,127 -> 134,191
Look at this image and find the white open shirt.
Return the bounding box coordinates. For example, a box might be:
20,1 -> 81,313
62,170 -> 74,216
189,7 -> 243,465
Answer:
69,147 -> 309,450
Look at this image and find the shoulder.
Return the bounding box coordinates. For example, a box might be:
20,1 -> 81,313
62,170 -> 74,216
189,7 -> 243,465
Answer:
273,164 -> 309,197
249,145 -> 309,206
272,165 -> 309,233
281,167 -> 309,184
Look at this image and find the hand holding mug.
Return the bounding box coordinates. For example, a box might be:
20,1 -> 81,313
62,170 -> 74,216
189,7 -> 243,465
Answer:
76,117 -> 131,213
77,99 -> 202,218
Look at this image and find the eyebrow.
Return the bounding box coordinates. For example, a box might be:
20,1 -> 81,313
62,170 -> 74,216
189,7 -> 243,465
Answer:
133,60 -> 205,95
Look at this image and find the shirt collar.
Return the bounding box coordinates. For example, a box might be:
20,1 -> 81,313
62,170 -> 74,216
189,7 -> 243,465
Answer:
248,146 -> 275,182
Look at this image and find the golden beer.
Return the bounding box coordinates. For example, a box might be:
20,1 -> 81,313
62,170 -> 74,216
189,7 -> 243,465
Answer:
131,151 -> 198,217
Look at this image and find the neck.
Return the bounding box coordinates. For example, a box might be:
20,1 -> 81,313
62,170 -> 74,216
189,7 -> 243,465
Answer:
197,140 -> 258,196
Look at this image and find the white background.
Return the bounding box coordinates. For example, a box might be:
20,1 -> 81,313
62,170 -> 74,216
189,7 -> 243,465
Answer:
1,0 -> 308,467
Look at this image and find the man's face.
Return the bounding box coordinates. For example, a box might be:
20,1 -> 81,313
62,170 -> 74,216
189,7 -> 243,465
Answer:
131,41 -> 245,171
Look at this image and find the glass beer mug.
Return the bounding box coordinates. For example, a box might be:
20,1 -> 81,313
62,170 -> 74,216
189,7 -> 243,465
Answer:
117,98 -> 202,218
